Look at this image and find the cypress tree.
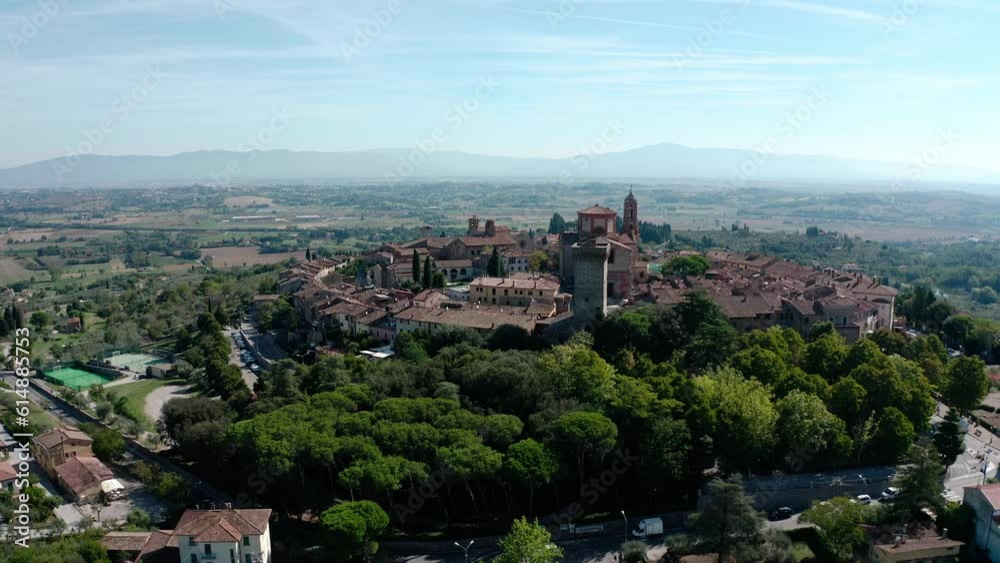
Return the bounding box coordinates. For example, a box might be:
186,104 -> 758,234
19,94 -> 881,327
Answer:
422,256 -> 432,289
412,250 -> 420,282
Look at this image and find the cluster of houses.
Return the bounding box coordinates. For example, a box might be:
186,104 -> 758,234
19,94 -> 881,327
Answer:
31,425 -> 123,503
635,250 -> 898,343
273,191 -> 897,349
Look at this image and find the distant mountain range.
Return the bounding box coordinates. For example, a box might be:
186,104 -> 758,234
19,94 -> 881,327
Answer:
1,144 -> 998,190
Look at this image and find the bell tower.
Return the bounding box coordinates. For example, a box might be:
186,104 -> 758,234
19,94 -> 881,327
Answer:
623,188 -> 638,238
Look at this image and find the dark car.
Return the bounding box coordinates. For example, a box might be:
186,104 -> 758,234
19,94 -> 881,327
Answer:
768,507 -> 794,521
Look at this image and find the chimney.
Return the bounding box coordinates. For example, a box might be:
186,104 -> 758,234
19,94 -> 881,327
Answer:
485,219 -> 496,236
468,215 -> 480,234
224,502 -> 233,510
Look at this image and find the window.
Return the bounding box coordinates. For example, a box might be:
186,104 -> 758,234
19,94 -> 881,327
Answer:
243,537 -> 250,547
189,537 -> 196,546
245,555 -> 252,563
205,544 -> 212,555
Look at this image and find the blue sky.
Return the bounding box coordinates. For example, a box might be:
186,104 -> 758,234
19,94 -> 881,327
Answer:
1,0 -> 998,170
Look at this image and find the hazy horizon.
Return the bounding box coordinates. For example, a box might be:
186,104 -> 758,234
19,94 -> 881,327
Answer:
3,0 -> 999,176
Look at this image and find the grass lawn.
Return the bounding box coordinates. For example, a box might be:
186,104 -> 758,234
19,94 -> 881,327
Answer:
27,404 -> 60,431
791,541 -> 815,561
106,378 -> 186,430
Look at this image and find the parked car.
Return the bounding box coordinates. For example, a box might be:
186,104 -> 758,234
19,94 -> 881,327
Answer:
881,487 -> 899,501
855,494 -> 873,505
768,507 -> 794,521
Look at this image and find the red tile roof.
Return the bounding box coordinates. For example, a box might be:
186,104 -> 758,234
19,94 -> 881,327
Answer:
34,425 -> 92,449
968,482 -> 1000,509
0,461 -> 17,482
103,531 -> 153,552
171,508 -> 272,545
54,456 -> 113,495
578,204 -> 617,216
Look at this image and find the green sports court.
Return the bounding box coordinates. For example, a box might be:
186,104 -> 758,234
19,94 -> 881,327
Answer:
104,352 -> 162,373
44,366 -> 116,391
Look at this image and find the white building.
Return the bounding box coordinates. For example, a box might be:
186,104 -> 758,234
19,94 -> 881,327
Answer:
963,483 -> 1000,561
174,506 -> 273,563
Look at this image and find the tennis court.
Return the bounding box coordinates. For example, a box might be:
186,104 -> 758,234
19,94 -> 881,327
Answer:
45,367 -> 116,390
105,353 -> 162,373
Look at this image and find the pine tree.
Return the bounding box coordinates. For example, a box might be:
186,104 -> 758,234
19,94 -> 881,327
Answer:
933,409 -> 965,467
422,256 -> 432,289
547,213 -> 566,235
487,247 -> 502,277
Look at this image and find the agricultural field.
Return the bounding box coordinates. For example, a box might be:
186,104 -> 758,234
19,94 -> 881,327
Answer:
201,246 -> 305,267
0,257 -> 37,284
224,195 -> 274,207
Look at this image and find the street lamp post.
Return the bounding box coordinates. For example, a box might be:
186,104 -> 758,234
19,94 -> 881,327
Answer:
454,540 -> 474,563
858,474 -> 869,495
620,510 -> 628,544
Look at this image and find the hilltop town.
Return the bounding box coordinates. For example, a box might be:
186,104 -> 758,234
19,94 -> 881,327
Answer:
279,190 -> 899,353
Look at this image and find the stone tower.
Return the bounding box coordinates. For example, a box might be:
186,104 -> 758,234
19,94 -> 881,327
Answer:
623,189 -> 638,238
572,240 -> 610,325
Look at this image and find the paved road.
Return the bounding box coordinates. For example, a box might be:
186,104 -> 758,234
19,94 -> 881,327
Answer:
939,405 -> 1000,501
224,328 -> 258,389
391,536 -> 672,563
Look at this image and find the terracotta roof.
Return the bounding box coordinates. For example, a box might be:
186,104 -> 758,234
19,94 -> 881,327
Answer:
471,276 -> 559,292
54,456 -> 114,495
34,425 -> 92,449
395,305 -> 537,331
577,204 -> 617,216
456,233 -> 516,248
435,259 -> 473,269
138,530 -> 177,563
870,525 -> 963,554
0,461 -> 17,482
171,508 -> 272,545
103,531 -> 153,552
968,482 -> 1000,509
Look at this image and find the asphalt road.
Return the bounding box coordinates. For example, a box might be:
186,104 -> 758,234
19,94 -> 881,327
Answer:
224,328 -> 258,389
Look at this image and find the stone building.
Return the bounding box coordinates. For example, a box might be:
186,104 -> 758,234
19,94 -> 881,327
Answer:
559,192 -> 642,321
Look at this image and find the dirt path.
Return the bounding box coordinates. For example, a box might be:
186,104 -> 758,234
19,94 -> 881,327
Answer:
143,384 -> 192,424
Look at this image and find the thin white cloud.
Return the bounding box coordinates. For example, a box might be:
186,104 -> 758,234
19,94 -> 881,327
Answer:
758,0 -> 884,22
